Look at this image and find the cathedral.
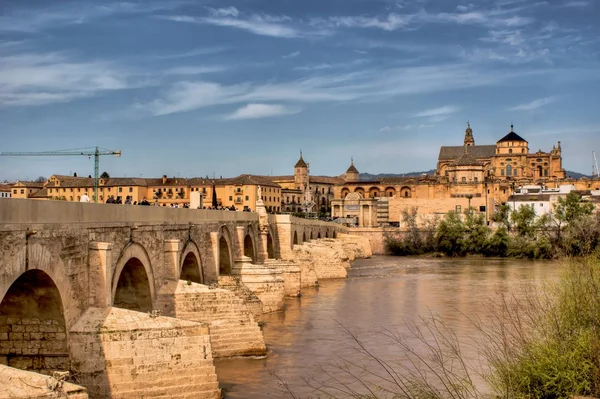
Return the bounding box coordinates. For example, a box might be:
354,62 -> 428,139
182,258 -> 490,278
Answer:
436,123 -> 566,182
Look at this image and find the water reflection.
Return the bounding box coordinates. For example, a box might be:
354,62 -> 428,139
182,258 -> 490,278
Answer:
215,256 -> 561,398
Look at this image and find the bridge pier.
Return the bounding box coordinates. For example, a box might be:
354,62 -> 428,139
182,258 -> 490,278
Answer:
69,307 -> 220,399
88,242 -> 113,308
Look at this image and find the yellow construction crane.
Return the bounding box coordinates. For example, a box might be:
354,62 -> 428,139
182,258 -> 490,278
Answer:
1,147 -> 121,203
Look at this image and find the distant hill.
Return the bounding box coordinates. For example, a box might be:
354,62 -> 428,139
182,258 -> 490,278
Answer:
360,170 -> 590,181
565,171 -> 591,179
359,170 -> 435,181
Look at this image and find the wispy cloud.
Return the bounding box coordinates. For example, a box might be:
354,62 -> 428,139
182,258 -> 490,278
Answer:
310,8 -> 534,33
136,63 -> 546,116
0,52 -> 143,106
507,97 -> 556,111
0,1 -> 189,32
282,51 -> 300,59
164,66 -> 225,75
163,9 -> 300,38
560,1 -> 590,7
415,105 -> 460,117
225,103 -> 300,120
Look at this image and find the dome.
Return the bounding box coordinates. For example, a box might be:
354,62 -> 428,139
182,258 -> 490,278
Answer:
497,124 -> 527,143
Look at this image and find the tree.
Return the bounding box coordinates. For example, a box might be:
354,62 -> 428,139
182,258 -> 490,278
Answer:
491,204 -> 511,231
462,209 -> 490,254
510,204 -> 537,238
100,171 -> 110,179
554,192 -> 594,224
436,211 -> 466,256
35,176 -> 46,183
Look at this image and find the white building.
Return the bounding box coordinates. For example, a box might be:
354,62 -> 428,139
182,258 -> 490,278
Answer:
0,184 -> 11,198
508,184 -> 597,216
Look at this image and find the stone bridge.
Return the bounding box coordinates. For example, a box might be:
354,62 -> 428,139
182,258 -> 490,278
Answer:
0,200 -> 371,398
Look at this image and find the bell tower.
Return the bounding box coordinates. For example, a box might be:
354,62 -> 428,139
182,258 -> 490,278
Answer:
464,121 -> 475,147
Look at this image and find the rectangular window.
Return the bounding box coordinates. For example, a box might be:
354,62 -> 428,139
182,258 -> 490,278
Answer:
514,169 -> 518,176
129,187 -> 133,192
119,187 -> 123,192
20,189 -> 24,194
245,196 -> 249,200
456,205 -> 462,213
479,206 -> 486,212
544,169 -> 549,177
13,190 -> 17,194
501,169 -> 505,176
229,196 -> 232,201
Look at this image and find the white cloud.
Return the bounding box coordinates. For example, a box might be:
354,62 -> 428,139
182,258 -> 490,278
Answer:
0,53 -> 142,106
379,126 -> 392,132
507,97 -> 556,111
225,103 -> 300,120
353,49 -> 368,55
207,6 -> 239,18
164,12 -> 300,38
415,105 -> 460,117
282,51 -> 300,59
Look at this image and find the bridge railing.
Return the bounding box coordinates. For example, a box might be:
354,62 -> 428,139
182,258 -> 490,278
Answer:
0,198 -> 258,226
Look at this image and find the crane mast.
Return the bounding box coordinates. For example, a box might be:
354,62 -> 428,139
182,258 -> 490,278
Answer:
0,147 -> 121,203
594,151 -> 600,178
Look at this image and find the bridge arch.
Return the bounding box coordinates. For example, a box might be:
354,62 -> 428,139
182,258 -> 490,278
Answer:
180,241 -> 203,284
317,232 -> 321,239
325,230 -> 329,238
243,224 -> 258,262
266,231 -> 275,259
302,232 -> 307,243
310,231 -> 313,240
292,231 -> 298,246
113,243 -> 155,312
218,225 -> 233,275
0,269 -> 70,373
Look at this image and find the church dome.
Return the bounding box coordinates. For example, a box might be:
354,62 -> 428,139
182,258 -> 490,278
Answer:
497,124 -> 527,143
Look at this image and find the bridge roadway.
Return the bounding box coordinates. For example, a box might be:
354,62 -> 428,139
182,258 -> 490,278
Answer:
0,199 -> 365,398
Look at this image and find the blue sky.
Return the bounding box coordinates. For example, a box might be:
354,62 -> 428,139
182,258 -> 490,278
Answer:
1,0 -> 599,181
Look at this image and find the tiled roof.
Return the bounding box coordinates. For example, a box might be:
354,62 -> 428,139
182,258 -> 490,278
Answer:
0,184 -> 12,192
145,178 -> 189,186
438,145 -> 496,161
29,188 -> 49,198
268,175 -> 294,182
346,163 -> 359,173
453,152 -> 482,166
294,154 -> 308,168
103,178 -> 148,187
509,194 -> 551,201
310,175 -> 344,184
46,177 -> 95,188
222,174 -> 281,188
13,181 -> 44,188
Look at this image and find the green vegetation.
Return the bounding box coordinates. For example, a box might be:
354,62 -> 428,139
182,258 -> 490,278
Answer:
386,193 -> 599,259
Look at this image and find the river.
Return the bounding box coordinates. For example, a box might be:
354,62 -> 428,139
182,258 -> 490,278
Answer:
214,256 -> 561,398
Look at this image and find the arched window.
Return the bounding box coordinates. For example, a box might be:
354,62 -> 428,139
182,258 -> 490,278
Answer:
506,165 -> 512,176
509,149 -> 513,154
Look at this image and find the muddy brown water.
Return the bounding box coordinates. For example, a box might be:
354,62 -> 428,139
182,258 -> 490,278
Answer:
215,256 -> 561,398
